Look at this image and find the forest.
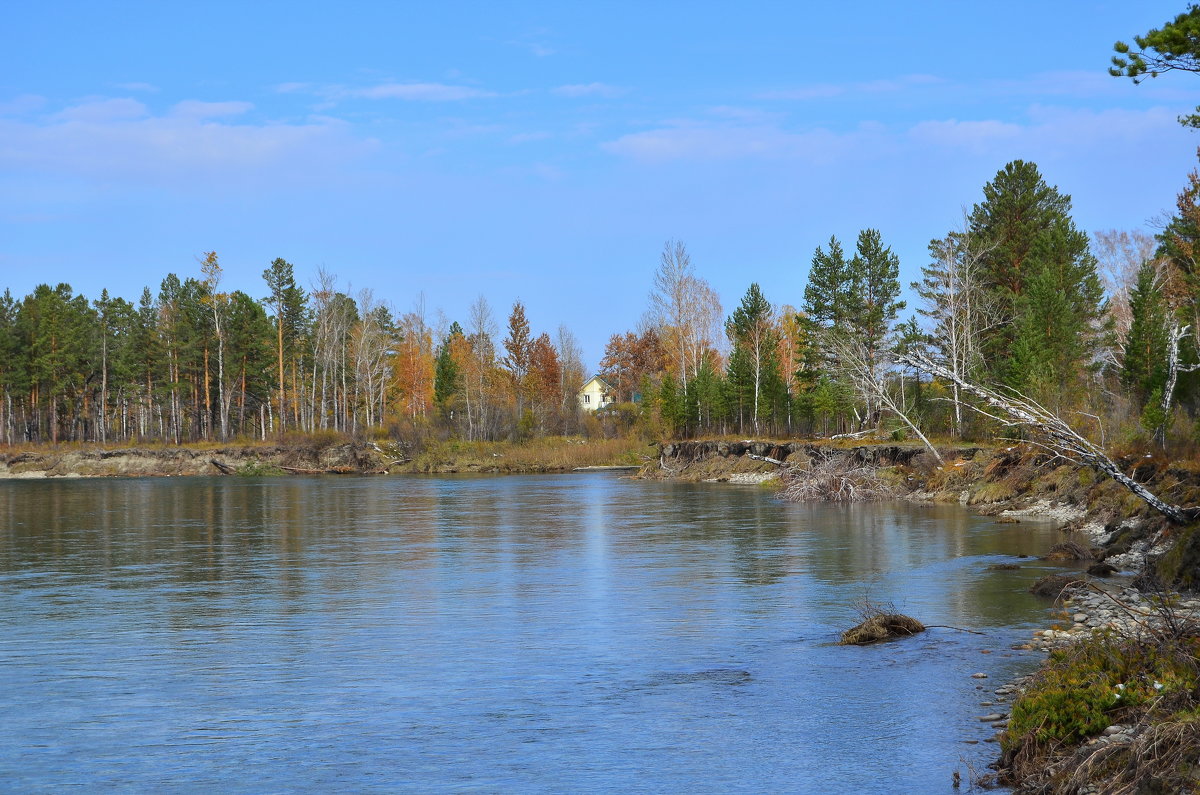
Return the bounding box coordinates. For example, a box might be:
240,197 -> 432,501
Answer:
2,156 -> 1199,457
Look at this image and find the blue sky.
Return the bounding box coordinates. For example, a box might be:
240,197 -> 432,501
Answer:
2,1 -> 1198,368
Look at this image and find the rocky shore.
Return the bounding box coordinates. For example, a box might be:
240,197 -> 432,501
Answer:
1027,583 -> 1200,652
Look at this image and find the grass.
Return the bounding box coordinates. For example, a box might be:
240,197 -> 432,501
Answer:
1000,590 -> 1200,793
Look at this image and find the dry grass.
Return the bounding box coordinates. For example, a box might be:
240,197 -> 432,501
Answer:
1001,576 -> 1200,792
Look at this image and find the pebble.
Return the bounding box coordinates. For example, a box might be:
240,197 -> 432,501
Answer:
971,672 -> 988,679
979,713 -> 1004,721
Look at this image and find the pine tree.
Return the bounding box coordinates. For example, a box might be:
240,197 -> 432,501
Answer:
846,229 -> 905,367
968,160 -> 1107,400
803,236 -> 851,327
726,283 -> 781,434
1122,261 -> 1171,406
434,322 -> 464,422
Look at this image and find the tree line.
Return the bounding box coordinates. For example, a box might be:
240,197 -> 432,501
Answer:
601,157 -> 1199,452
0,256 -> 588,445
2,157 -> 1199,451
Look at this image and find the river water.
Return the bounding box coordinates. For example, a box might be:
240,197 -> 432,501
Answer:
0,474 -> 1070,793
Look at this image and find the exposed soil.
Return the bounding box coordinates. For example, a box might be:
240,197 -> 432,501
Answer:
0,441 -> 393,478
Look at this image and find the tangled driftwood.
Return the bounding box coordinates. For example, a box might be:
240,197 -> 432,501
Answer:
840,614 -> 927,645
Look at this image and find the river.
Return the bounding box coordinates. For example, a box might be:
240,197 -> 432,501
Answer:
0,473 -> 1069,793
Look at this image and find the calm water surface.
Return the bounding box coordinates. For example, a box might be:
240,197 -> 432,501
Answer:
0,474 -> 1071,793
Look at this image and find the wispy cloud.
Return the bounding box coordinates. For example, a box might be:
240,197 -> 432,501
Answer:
115,82 -> 158,93
603,104 -> 1184,164
758,74 -> 944,101
51,98 -> 149,123
909,105 -> 1183,155
602,121 -> 881,162
0,94 -> 46,116
350,82 -> 497,101
504,29 -> 556,58
277,81 -> 497,103
509,131 -> 553,144
170,100 -> 254,119
0,97 -> 375,189
553,82 -> 625,98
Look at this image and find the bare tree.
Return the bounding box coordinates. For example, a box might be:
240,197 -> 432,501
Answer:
825,331 -> 943,463
1093,229 -> 1158,340
913,223 -> 1000,436
466,295 -> 498,440
351,289 -> 393,431
649,240 -> 723,391
555,324 -> 586,418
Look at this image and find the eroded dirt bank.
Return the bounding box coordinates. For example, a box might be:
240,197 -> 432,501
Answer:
0,441 -> 392,478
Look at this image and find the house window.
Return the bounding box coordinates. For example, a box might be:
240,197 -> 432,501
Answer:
583,394 -> 590,403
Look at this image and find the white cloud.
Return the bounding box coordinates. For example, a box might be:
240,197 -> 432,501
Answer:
0,98 -> 375,189
351,82 -> 496,101
908,118 -> 1023,153
601,122 -> 876,162
758,74 -> 944,101
52,98 -> 148,122
0,94 -> 46,116
909,106 -> 1183,156
115,82 -> 158,93
602,104 -> 1186,166
171,100 -> 254,119
509,131 -> 553,144
553,82 -> 624,98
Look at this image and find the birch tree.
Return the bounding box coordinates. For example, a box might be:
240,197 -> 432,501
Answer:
649,240 -> 723,391
200,252 -> 231,440
913,225 -> 999,436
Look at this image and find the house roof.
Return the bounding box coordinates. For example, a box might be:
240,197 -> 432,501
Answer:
578,375 -> 613,392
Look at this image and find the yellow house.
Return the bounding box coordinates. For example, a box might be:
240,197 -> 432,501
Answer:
577,375 -> 615,411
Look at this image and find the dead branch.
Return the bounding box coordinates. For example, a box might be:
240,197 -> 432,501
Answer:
746,453 -> 787,466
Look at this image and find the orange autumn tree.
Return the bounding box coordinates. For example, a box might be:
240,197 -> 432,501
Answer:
393,308 -> 435,422
527,332 -> 562,433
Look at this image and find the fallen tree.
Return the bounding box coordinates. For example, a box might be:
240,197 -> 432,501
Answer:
895,350 -> 1199,525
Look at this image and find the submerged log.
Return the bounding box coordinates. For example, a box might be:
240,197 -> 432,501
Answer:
279,465 -> 358,475
1043,541 -> 1096,561
1029,573 -> 1087,598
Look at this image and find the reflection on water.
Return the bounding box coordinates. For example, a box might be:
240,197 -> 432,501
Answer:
0,475 -> 1069,792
